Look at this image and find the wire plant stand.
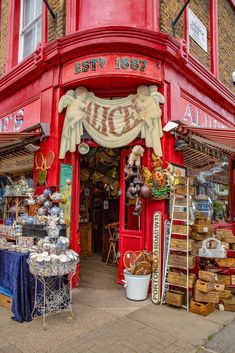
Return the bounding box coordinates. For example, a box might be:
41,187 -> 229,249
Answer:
32,273 -> 75,330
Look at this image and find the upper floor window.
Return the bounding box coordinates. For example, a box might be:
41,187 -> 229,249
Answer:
19,0 -> 42,61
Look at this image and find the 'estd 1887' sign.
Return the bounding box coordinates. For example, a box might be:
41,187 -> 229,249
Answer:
75,57 -> 148,74
62,54 -> 162,84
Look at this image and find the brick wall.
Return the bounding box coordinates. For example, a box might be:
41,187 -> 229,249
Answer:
218,0 -> 235,92
188,0 -> 210,70
160,0 -> 210,70
160,0 -> 184,39
0,0 -> 8,77
48,0 -> 66,42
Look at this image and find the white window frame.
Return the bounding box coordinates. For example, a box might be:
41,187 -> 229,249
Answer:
18,0 -> 42,62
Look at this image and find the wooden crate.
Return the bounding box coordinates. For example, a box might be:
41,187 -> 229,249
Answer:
191,240 -> 202,256
195,219 -> 211,227
175,198 -> 192,207
231,275 -> 235,285
173,211 -> 187,220
194,289 -> 219,304
170,238 -> 194,252
214,283 -> 225,291
222,299 -> 235,312
172,224 -> 188,235
165,290 -> 185,307
195,212 -> 209,220
169,254 -> 196,269
215,274 -> 231,285
189,300 -> 215,316
216,229 -> 233,236
195,280 -> 215,293
0,293 -> 12,310
175,185 -> 194,195
191,224 -> 211,233
216,258 -> 235,268
218,290 -> 232,301
224,235 -> 235,244
174,176 -> 194,186
190,232 -> 210,241
198,270 -> 216,283
168,271 -> 196,288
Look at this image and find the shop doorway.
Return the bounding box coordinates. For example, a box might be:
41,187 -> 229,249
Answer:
79,147 -> 121,263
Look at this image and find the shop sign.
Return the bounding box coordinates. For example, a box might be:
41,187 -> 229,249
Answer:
180,99 -> 227,129
58,85 -> 165,159
188,9 -> 207,52
60,164 -> 73,239
0,99 -> 41,133
62,54 -> 162,84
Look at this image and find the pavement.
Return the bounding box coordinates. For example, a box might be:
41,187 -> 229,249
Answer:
0,255 -> 235,353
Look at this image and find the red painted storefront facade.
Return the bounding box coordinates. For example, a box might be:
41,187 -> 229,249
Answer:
1,0 -> 235,286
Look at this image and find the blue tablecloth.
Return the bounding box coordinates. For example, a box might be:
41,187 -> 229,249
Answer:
0,249 -> 34,322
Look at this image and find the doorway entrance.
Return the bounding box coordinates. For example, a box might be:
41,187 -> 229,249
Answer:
79,147 -> 120,264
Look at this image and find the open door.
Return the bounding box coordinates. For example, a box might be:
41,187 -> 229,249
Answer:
117,149 -> 146,283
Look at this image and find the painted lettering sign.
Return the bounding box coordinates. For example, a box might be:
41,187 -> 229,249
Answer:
62,54 -> 162,84
180,98 -> 229,129
188,9 -> 207,52
0,99 -> 41,132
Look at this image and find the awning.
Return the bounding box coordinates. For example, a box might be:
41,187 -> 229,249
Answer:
176,124 -> 235,156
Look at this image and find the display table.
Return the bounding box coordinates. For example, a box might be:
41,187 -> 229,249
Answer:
0,249 -> 34,322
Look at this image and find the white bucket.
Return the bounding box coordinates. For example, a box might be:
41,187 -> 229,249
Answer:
123,269 -> 151,301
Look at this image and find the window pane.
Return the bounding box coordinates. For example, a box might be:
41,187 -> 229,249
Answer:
23,25 -> 36,58
36,18 -> 42,45
35,0 -> 42,17
23,0 -> 34,27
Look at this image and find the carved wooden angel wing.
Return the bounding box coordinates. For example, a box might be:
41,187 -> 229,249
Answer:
58,90 -> 75,113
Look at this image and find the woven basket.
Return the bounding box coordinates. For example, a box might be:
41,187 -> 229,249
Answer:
175,176 -> 194,186
195,280 -> 215,293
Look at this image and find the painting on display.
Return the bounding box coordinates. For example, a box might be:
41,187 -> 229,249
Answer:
60,164 -> 73,238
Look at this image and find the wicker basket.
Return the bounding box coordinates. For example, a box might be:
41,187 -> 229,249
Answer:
172,224 -> 188,235
198,270 -> 216,283
191,224 -> 211,233
168,271 -> 196,288
169,254 -> 196,269
189,300 -> 215,316
170,238 -> 193,252
215,258 -> 235,268
216,274 -> 231,285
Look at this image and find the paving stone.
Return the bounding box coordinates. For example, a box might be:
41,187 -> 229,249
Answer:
0,345 -> 23,353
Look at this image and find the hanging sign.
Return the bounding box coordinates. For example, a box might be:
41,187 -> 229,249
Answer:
188,9 -> 207,52
0,99 -> 41,132
60,164 -> 73,238
62,54 -> 162,84
58,85 -> 165,159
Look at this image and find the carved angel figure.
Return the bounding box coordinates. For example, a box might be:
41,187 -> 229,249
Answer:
58,87 -> 88,159
136,85 -> 165,156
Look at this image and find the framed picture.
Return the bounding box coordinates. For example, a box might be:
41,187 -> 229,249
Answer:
171,163 -> 186,178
